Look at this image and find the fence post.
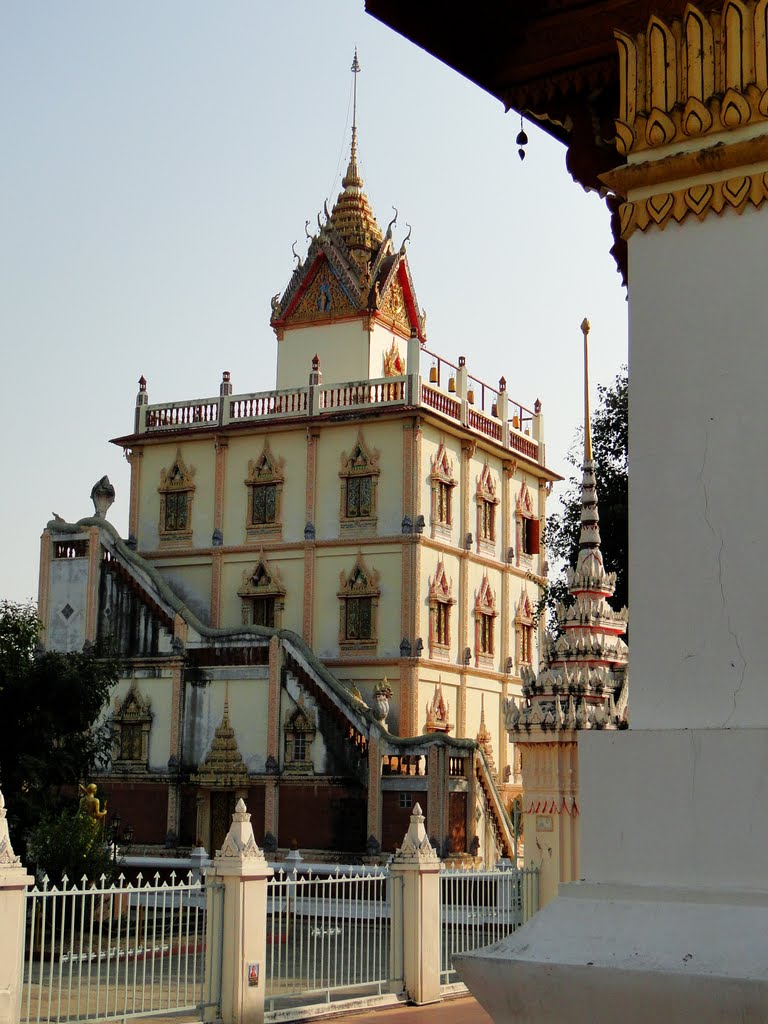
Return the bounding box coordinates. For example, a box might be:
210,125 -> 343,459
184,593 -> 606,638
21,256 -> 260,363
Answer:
388,803 -> 442,1005
0,789 -> 33,1024
205,799 -> 273,1024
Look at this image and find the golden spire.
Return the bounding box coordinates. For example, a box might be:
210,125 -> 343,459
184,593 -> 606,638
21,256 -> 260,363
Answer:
328,49 -> 383,256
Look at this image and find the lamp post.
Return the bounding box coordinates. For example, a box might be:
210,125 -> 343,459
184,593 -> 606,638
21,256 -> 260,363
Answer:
108,811 -> 134,866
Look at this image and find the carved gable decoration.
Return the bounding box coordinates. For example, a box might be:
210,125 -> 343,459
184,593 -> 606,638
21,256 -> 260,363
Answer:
425,681 -> 453,734
429,561 -> 455,605
285,261 -> 357,326
340,432 -> 380,477
477,464 -> 499,504
515,589 -> 535,623
516,480 -> 534,516
286,700 -> 317,735
245,443 -> 285,486
475,576 -> 497,616
159,450 -> 196,493
383,339 -> 406,377
111,682 -> 153,767
431,443 -> 456,485
376,276 -> 410,335
238,555 -> 285,598
338,553 -> 380,598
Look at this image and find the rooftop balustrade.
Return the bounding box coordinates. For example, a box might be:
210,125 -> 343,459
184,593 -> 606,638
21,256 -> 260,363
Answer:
134,350 -> 544,464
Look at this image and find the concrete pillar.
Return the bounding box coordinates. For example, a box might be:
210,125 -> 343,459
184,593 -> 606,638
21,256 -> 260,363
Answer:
0,789 -> 33,1024
204,799 -> 273,1024
389,803 -> 441,1005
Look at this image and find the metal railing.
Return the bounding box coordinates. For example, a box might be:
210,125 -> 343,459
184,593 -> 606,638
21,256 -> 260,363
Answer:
439,865 -> 539,985
22,871 -> 220,1024
265,867 -> 398,1010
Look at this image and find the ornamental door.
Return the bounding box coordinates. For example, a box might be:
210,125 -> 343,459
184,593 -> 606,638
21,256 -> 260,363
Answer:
210,790 -> 236,854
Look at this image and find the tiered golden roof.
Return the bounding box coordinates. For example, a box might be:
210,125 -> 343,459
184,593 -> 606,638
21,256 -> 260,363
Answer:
327,128 -> 383,259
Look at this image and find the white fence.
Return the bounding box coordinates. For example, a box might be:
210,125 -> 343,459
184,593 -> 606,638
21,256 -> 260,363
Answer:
440,865 -> 540,985
265,867 -> 401,1011
21,872 -> 222,1024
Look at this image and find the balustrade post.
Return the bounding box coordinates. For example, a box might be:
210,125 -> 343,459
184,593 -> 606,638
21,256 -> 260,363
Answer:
205,799 -> 273,1024
407,328 -> 421,405
533,398 -> 545,464
308,355 -> 322,417
388,804 -> 442,1005
0,789 -> 34,1024
219,372 -> 233,426
134,375 -> 149,433
456,357 -> 468,426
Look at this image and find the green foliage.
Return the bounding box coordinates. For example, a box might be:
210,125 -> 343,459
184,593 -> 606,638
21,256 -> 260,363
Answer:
545,368 -> 628,628
27,805 -> 116,885
0,600 -> 120,860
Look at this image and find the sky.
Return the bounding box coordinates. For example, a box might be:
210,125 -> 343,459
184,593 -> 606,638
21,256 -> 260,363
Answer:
1,2 -> 628,604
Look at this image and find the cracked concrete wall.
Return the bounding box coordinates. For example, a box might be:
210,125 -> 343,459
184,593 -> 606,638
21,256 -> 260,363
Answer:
629,205 -> 768,731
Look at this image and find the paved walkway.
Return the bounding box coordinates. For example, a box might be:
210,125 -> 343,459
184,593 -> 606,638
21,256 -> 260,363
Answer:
337,996 -> 492,1024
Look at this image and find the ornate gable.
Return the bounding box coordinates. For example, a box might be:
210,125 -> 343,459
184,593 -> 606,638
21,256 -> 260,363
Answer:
338,553 -> 380,597
245,442 -> 285,486
238,555 -> 285,598
340,431 -> 381,476
159,449 -> 196,492
515,589 -> 535,623
475,576 -> 497,616
516,480 -> 534,516
425,681 -> 453,734
281,259 -> 358,327
431,443 -> 455,484
383,339 -> 406,377
429,561 -> 454,604
477,464 -> 499,503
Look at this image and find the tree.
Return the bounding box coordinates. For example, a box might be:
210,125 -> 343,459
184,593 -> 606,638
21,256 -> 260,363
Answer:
545,368 -> 628,625
0,600 -> 120,862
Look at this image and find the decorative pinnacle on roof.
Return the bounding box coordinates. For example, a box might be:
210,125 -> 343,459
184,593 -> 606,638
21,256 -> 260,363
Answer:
503,319 -> 628,735
327,50 -> 383,256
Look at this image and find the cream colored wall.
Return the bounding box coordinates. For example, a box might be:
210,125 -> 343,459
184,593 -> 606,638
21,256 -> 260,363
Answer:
219,550 -> 305,632
314,420 -> 403,538
184,674 -> 270,774
137,439 -> 216,550
276,320 -> 369,389
107,672 -> 174,773
368,321 -> 406,379
223,429 -> 307,545
157,561 -> 212,622
312,545 -> 402,660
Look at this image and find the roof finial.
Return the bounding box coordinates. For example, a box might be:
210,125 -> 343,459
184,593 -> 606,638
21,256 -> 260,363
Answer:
581,317 -> 592,462
343,49 -> 363,190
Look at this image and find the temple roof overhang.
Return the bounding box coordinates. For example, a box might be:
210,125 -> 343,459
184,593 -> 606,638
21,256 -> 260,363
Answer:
366,0 -> 723,278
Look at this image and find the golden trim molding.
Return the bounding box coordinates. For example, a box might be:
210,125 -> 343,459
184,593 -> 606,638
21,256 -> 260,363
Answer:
614,1 -> 768,158
619,169 -> 768,238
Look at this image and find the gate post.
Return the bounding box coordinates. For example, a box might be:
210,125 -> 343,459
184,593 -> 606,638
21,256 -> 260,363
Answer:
205,799 -> 273,1024
389,803 -> 442,1005
0,789 -> 33,1024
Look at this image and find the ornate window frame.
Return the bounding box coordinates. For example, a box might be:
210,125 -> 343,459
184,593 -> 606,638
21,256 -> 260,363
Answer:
430,443 -> 456,541
515,481 -> 540,569
111,683 -> 152,771
244,441 -> 285,542
475,465 -> 500,555
514,589 -> 536,670
158,449 -> 196,546
339,432 -> 380,535
283,697 -> 317,775
428,560 -> 455,660
337,553 -> 380,652
473,575 -> 498,668
238,554 -> 286,627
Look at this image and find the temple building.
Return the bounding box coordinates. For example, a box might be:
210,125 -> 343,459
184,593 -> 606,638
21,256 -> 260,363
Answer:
37,59 -> 559,863
504,319 -> 628,907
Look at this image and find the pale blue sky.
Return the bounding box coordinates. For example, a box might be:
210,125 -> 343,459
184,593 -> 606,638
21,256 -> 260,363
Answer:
1,2 -> 627,603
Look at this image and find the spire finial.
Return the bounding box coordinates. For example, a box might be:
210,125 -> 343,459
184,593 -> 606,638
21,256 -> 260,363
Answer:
581,318 -> 592,462
343,49 -> 363,190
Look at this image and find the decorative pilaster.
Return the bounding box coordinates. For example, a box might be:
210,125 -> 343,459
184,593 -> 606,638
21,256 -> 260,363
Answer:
210,550 -> 223,628
303,431 -> 319,644
166,658 -> 185,844
37,529 -> 51,639
127,447 -> 143,542
84,525 -> 101,643
366,733 -> 382,844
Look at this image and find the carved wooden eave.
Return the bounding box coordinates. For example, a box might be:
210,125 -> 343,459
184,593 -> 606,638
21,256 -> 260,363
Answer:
365,0 -> 726,280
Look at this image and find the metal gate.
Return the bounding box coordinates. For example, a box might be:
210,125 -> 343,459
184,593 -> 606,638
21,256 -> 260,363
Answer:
21,872 -> 223,1024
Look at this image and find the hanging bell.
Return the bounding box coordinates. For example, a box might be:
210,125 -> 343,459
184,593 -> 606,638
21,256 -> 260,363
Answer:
516,121 -> 528,162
